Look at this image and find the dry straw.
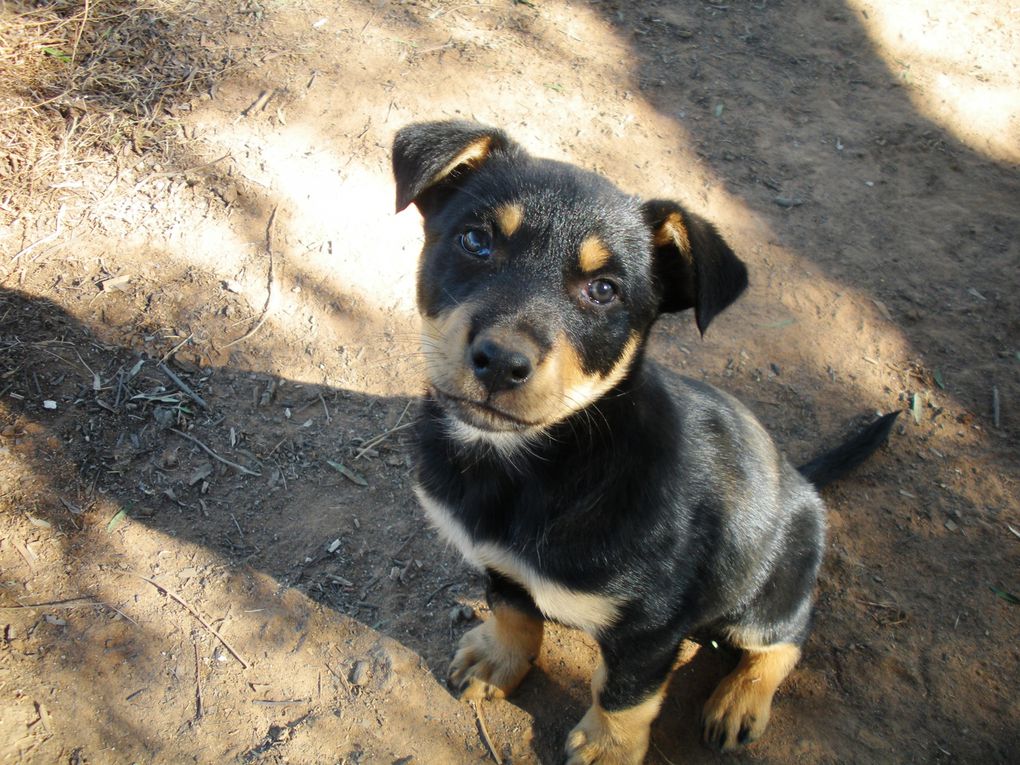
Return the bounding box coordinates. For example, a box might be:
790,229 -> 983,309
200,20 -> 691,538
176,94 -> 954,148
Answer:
0,0 -> 247,220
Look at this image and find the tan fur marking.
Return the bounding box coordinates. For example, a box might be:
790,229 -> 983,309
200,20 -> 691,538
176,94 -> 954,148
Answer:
564,663 -> 667,765
653,211 -> 692,259
420,303 -> 474,393
428,137 -> 494,190
578,235 -> 612,272
558,332 -> 641,414
486,330 -> 640,432
421,310 -> 641,439
448,603 -> 544,700
495,203 -> 524,237
702,643 -> 801,752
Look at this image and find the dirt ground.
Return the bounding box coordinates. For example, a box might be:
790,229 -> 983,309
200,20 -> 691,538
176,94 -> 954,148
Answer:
1,0 -> 1018,763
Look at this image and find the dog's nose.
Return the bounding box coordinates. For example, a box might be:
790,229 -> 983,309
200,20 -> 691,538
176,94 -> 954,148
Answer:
469,337 -> 533,392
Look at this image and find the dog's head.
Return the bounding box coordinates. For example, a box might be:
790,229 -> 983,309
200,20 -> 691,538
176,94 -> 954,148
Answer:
393,121 -> 747,448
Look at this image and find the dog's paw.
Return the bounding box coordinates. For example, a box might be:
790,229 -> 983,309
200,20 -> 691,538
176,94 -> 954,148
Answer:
563,704 -> 651,765
701,644 -> 799,752
448,609 -> 541,700
701,675 -> 772,752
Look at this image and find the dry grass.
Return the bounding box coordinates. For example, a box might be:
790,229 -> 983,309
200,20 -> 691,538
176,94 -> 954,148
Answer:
0,0 -> 254,221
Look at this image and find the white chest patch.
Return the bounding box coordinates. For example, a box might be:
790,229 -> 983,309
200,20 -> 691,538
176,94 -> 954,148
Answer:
415,487 -> 622,635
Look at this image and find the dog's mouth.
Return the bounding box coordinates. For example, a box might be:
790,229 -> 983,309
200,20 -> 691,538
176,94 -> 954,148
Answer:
430,387 -> 540,432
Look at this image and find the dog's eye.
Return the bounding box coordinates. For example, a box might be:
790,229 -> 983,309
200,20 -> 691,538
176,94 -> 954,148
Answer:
458,228 -> 493,258
583,278 -> 618,305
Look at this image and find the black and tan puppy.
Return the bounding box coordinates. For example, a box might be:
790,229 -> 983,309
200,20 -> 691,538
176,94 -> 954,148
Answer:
393,121 -> 897,764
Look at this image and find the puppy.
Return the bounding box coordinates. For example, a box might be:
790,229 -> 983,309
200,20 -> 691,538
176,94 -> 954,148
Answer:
393,121 -> 897,765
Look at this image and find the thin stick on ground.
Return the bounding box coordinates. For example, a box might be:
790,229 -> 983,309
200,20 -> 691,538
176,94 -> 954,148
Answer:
9,206 -> 64,263
70,0 -> 90,66
135,153 -> 231,189
352,398 -> 413,460
169,427 -> 261,476
158,362 -> 208,409
160,333 -> 194,364
0,596 -> 136,623
470,700 -> 500,764
122,570 -> 250,669
224,205 -> 278,349
194,640 -> 204,720
354,421 -> 415,460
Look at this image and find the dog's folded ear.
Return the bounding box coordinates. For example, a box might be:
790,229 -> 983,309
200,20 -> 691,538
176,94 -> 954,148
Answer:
642,199 -> 749,335
393,121 -> 513,215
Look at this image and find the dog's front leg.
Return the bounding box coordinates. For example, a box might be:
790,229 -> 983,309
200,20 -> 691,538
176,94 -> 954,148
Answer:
564,629 -> 679,765
449,570 -> 544,700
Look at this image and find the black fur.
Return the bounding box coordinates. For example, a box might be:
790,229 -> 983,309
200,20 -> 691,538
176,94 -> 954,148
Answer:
798,410 -> 900,488
394,120 -> 896,760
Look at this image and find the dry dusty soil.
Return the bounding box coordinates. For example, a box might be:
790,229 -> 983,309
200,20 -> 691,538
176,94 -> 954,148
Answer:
1,1 -> 1018,763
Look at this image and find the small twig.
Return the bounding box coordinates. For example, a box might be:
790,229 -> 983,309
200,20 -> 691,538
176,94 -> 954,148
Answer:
160,333 -> 194,364
224,205 -> 277,349
391,530 -> 419,560
135,154 -> 231,188
361,7 -> 381,33
242,90 -> 275,117
854,598 -> 902,610
122,571 -> 250,669
72,349 -> 99,389
354,421 -> 415,460
0,597 -> 103,611
992,386 -> 1000,428
169,428 -> 261,477
230,513 -> 245,540
352,401 -> 413,459
393,400 -> 413,428
10,206 -> 64,263
70,0 -> 90,65
194,641 -> 204,720
424,580 -> 457,605
470,700 -> 500,764
319,393 -> 332,423
252,698 -> 311,706
326,662 -> 353,696
291,396 -> 322,415
272,460 -> 288,490
158,363 -> 208,409
358,574 -> 381,601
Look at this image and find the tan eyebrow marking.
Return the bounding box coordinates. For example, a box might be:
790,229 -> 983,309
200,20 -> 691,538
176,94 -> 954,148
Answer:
495,203 -> 524,237
578,235 -> 612,272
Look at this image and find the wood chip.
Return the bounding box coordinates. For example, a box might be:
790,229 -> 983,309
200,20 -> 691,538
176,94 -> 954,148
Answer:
871,298 -> 893,321
100,274 -> 132,292
188,463 -> 214,486
350,660 -> 370,686
327,460 -> 368,487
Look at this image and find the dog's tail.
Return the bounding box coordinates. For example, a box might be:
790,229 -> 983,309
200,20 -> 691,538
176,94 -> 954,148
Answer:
797,411 -> 900,489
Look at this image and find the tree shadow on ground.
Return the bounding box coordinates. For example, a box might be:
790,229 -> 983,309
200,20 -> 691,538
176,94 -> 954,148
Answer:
587,0 -> 1019,428
3,0 -> 1019,762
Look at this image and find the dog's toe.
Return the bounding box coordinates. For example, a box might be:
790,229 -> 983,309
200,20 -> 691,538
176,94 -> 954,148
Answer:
702,686 -> 768,752
562,703 -> 653,765
446,618 -> 536,701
